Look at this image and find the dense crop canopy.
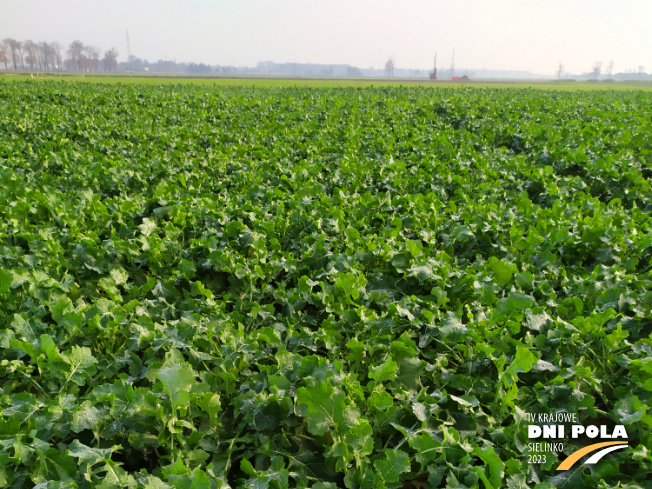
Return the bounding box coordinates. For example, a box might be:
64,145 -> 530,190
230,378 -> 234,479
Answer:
0,81 -> 651,488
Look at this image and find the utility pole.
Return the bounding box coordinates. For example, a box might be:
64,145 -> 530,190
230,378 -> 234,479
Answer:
450,49 -> 455,79
126,28 -> 132,72
430,53 -> 438,81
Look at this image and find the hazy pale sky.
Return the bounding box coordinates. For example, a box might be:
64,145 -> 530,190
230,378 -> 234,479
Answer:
2,0 -> 651,75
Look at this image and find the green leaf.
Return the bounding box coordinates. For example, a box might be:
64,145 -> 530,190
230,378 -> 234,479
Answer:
67,346 -> 98,386
473,445 -> 505,489
373,449 -> 411,483
139,218 -> 157,237
71,400 -> 102,433
406,240 -> 422,258
369,358 -> 398,383
237,456 -> 288,489
615,395 -> 646,425
485,257 -> 516,286
3,392 -> 39,422
452,224 -> 474,242
68,440 -> 114,465
408,264 -> 436,281
514,271 -> 535,290
409,433 -> 441,468
32,447 -> 77,484
525,311 -> 550,332
505,347 -> 537,379
50,298 -> 74,325
0,269 -> 13,294
412,402 -> 427,421
109,267 -> 129,285
348,420 -> 373,459
494,293 -> 534,321
505,474 -> 530,489
167,468 -> 212,489
142,475 -> 173,489
296,381 -> 358,436
40,334 -> 70,368
97,460 -> 136,489
439,312 -> 467,340
335,272 -> 364,300
198,392 -> 222,425
0,453 -> 11,487
157,363 -> 196,410
10,338 -> 41,360
345,227 -> 361,242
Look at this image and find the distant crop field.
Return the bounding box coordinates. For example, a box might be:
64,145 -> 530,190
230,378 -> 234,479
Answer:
1,81 -> 651,488
2,72 -> 652,90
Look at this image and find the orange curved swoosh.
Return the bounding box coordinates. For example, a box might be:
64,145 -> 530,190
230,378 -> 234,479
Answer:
556,441 -> 628,470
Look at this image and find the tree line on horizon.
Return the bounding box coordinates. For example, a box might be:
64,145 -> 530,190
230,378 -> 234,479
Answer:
0,37 -> 221,75
1,37 -> 649,80
0,38 -> 120,73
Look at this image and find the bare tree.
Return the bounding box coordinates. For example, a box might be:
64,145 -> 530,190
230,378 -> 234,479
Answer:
68,40 -> 84,71
39,41 -> 52,70
385,57 -> 394,78
3,38 -> 17,68
4,38 -> 24,69
79,46 -> 93,72
16,42 -> 25,69
51,42 -> 62,69
103,47 -> 119,72
24,40 -> 39,70
0,41 -> 9,70
591,61 -> 602,79
556,62 -> 563,79
85,46 -> 100,72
